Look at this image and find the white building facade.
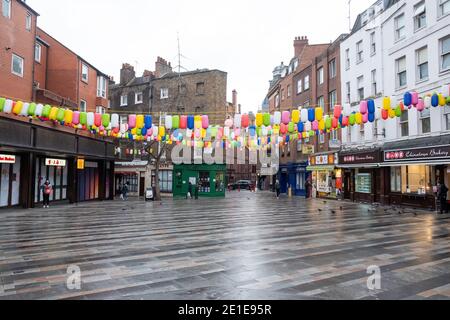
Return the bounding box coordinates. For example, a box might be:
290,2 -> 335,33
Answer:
339,0 -> 450,209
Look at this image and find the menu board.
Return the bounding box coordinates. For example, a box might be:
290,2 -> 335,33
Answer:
355,173 -> 372,194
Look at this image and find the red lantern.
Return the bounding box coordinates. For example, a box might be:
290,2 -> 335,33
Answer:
333,105 -> 342,119
241,114 -> 250,128
382,109 -> 389,120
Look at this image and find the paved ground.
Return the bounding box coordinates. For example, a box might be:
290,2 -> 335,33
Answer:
0,192 -> 450,300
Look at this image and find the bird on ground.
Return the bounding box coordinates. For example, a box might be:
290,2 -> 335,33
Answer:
331,210 -> 336,214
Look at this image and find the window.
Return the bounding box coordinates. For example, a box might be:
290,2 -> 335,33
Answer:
345,49 -> 350,69
11,54 -> 24,77
135,92 -> 143,104
390,167 -> 402,192
196,82 -> 205,95
160,88 -> 169,99
360,124 -> 365,139
420,108 -> 431,134
440,36 -> 450,72
416,47 -> 428,81
34,43 -> 41,63
79,100 -> 87,112
414,1 -> 426,31
371,69 -> 377,96
370,32 -> 376,55
96,76 -> 107,98
297,79 -> 302,94
331,129 -> 338,142
81,63 -> 89,82
329,59 -> 336,78
396,165 -> 435,194
281,89 -> 285,101
96,106 -> 105,114
317,67 -> 324,85
2,0 -> 11,18
317,96 -> 324,108
319,133 -> 325,144
356,40 -> 363,63
356,173 -> 372,194
178,84 -> 186,95
26,12 -> 32,31
400,111 -> 409,137
287,85 -> 291,97
159,171 -> 173,193
438,0 -> 450,17
329,90 -> 337,110
304,75 -> 310,90
275,94 -> 280,107
346,82 -> 351,103
395,14 -> 406,41
120,95 -> 128,107
396,56 -> 407,88
445,106 -> 450,130
357,76 -> 364,100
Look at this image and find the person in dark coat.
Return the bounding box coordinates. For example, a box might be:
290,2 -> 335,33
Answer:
187,182 -> 193,199
275,180 -> 281,199
41,180 -> 53,208
438,182 -> 449,214
122,182 -> 129,201
305,179 -> 312,199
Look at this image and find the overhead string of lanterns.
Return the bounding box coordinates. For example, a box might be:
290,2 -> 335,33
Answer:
0,84 -> 449,150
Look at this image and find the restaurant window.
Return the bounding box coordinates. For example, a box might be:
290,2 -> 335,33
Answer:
297,79 -> 302,94
317,67 -> 324,85
329,90 -> 337,110
416,47 -> 428,81
394,14 -> 406,41
401,165 -> 435,195
400,111 -> 409,137
396,56 -> 407,88
391,167 -> 402,192
355,173 -> 372,194
159,171 -> 173,193
296,172 -> 305,190
440,35 -> 450,72
329,59 -> 336,78
304,75 -> 310,90
420,108 -> 431,134
357,76 -> 364,100
199,172 -> 211,193
356,40 -> 363,63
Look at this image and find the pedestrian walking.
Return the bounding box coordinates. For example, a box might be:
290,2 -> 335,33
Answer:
275,180 -> 281,199
118,183 -> 124,200
305,179 -> 312,199
41,180 -> 53,208
438,182 -> 449,214
187,182 -> 193,199
122,182 -> 129,201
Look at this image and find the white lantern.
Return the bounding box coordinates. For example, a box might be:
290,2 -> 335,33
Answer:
274,112 -> 282,125
165,115 -> 173,130
87,112 -> 95,126
301,108 -> 308,123
35,104 -> 44,117
4,99 -> 13,113
20,103 -> 29,116
153,125 -> 159,137
305,121 -> 312,132
234,114 -> 241,128
424,96 -> 432,109
111,114 -> 119,128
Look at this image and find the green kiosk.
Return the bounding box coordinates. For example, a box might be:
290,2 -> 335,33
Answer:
173,164 -> 226,198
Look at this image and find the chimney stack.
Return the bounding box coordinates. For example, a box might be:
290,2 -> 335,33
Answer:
120,63 -> 136,85
232,90 -> 238,111
155,56 -> 173,78
294,36 -> 309,57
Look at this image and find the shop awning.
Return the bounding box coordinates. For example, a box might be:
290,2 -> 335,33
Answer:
307,165 -> 335,172
338,164 -> 381,168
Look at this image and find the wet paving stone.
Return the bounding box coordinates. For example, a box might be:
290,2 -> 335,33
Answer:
0,192 -> 449,300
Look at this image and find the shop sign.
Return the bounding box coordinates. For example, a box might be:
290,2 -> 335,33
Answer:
302,145 -> 315,155
0,154 -> 15,164
339,150 -> 380,165
77,159 -> 85,170
45,158 -> 66,167
310,154 -> 335,166
384,145 -> 450,162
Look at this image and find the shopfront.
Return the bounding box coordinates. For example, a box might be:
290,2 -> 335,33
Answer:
383,139 -> 450,209
338,149 -> 382,204
172,164 -> 226,198
307,153 -> 341,199
0,113 -> 115,208
278,162 -> 309,197
0,154 -> 21,207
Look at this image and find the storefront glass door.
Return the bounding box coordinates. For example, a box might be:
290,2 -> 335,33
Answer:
0,158 -> 20,207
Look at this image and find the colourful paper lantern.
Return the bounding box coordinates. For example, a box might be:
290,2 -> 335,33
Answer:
12,101 -> 23,115
180,116 -> 187,129
381,109 -> 389,120
79,112 -> 87,125
301,108 -> 308,123
19,103 -> 29,116
64,109 -> 73,125
360,101 -> 368,114
411,92 -> 419,106
188,116 -> 195,129
94,113 -> 102,127
404,92 -> 412,107
73,111 -> 80,125
424,96 -> 432,109
241,114 -> 250,128
367,100 -> 375,114
255,113 -> 263,127
3,100 -> 13,113
315,107 -> 323,121
35,104 -> 44,117
439,94 -> 446,106
368,113 -> 375,123
128,115 -> 136,128
416,98 -> 425,112
308,108 -> 315,122
0,97 -> 5,112
273,112 -> 281,125
27,103 -> 36,116
383,97 -> 391,110
102,114 -> 110,127
263,113 -> 271,127
202,115 -> 209,129
355,113 -> 363,125
292,110 -> 300,124
165,115 -> 173,130
172,115 -> 179,129
431,94 -> 439,107
334,105 -> 342,119
349,113 -> 356,126
49,107 -> 59,121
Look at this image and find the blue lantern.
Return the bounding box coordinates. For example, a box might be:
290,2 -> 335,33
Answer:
368,100 -> 376,114
431,94 -> 439,107
404,92 -> 412,107
297,122 -> 304,133
187,115 -> 195,129
368,113 -> 375,123
144,115 -> 152,129
308,108 -> 315,122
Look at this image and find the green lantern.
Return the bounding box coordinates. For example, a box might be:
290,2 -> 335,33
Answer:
42,105 -> 52,118
0,97 -> 5,112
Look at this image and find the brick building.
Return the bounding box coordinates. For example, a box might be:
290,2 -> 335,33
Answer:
34,28 -> 110,112
0,0 -> 39,102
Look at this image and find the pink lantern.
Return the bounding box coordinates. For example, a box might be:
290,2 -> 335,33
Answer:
362,113 -> 369,124
342,117 -> 349,127
416,98 -> 425,112
225,119 -> 233,128
282,111 -> 290,125
312,120 -> 319,131
202,115 -> 209,129
360,101 -> 368,114
128,115 -> 137,129
72,111 -> 80,125
332,118 -> 338,129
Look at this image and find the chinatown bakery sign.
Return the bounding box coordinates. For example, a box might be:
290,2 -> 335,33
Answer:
384,145 -> 450,162
339,150 -> 380,165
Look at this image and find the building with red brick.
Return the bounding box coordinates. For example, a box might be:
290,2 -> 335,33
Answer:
34,28 -> 110,112
0,0 -> 39,102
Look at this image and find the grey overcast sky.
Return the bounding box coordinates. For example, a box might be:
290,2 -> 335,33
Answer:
27,0 -> 373,113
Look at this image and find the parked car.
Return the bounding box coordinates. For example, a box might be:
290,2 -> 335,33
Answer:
228,180 -> 255,191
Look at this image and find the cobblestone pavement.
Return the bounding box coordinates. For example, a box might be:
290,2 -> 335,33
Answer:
0,192 -> 449,300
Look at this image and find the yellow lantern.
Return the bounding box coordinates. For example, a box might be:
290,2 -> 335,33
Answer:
49,106 -> 58,121
383,97 -> 391,110
355,112 -> 363,125
136,115 -> 144,129
159,126 -> 165,137
292,110 -> 300,123
315,107 -> 323,121
439,94 -> 446,106
388,109 -> 396,119
256,113 -> 263,127
318,119 -> 325,131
